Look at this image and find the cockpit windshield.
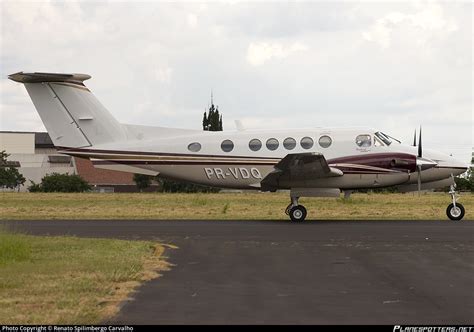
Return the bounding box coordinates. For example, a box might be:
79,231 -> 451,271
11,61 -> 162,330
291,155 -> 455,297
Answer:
375,132 -> 401,146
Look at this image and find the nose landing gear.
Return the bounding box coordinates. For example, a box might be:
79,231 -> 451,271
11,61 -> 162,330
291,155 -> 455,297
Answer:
285,196 -> 307,222
447,183 -> 465,221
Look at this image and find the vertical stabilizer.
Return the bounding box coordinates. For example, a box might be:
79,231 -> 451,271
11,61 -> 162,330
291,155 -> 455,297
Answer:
8,72 -> 126,148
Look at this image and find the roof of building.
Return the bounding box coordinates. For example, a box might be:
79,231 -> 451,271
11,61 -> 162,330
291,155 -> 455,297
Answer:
0,130 -> 37,134
0,131 -> 55,148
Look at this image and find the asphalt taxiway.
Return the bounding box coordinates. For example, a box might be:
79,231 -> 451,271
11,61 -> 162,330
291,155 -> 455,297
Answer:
2,220 -> 473,324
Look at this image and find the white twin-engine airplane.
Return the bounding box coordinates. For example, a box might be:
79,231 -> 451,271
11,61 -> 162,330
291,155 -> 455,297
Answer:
9,72 -> 469,221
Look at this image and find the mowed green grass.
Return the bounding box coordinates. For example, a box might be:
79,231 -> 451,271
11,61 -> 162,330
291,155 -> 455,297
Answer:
0,229 -> 169,324
1,192 -> 472,220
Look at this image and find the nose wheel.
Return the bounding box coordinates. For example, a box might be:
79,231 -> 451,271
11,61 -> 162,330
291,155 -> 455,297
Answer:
447,203 -> 465,221
447,183 -> 465,221
285,196 -> 307,222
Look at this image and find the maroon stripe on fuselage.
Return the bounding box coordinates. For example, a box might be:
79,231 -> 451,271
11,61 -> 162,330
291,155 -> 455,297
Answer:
91,160 -> 277,166
63,146 -> 417,174
57,146 -> 279,160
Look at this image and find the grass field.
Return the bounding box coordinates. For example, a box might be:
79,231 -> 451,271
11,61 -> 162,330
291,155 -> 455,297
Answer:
0,229 -> 170,324
1,192 -> 472,220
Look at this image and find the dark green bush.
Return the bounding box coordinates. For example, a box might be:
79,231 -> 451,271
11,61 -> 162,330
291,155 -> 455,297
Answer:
28,173 -> 91,192
157,177 -> 219,193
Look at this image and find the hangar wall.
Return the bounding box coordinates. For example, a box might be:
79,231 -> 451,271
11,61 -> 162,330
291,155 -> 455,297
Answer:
0,131 -> 155,192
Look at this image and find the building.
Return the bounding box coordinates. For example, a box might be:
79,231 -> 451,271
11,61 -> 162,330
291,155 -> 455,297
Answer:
1,131 -> 75,191
0,131 -> 156,192
74,157 -> 140,193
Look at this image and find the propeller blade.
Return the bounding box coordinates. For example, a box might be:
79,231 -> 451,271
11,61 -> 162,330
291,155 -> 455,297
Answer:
413,129 -> 417,147
417,165 -> 421,196
418,126 -> 422,157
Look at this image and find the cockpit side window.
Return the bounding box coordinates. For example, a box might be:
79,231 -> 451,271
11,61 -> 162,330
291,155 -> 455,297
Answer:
356,134 -> 372,147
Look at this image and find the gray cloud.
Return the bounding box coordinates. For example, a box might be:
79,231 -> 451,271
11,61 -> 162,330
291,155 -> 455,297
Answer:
1,1 -> 471,161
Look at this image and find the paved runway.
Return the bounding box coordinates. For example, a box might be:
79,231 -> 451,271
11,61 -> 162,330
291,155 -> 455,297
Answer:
2,220 -> 473,324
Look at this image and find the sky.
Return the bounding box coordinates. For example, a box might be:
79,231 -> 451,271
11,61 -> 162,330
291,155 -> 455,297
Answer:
0,0 -> 472,162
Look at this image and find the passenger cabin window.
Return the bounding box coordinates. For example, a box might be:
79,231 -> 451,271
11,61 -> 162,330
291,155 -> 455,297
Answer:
249,139 -> 262,151
318,135 -> 332,148
221,139 -> 234,152
356,134 -> 372,147
187,142 -> 201,152
266,138 -> 279,151
283,137 -> 296,150
300,137 -> 314,149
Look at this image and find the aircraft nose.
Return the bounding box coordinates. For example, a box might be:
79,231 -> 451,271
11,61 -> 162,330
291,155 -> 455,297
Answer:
454,160 -> 469,175
440,155 -> 470,176
420,149 -> 470,179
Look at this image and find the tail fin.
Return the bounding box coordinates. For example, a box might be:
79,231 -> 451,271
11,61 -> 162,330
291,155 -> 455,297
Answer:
8,72 -> 126,148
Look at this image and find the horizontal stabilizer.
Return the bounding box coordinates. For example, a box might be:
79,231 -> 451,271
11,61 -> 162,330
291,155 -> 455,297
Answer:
8,72 -> 91,84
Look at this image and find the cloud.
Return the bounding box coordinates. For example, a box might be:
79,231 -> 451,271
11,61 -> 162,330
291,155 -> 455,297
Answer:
362,3 -> 458,49
0,1 -> 471,161
246,41 -> 309,66
187,13 -> 198,29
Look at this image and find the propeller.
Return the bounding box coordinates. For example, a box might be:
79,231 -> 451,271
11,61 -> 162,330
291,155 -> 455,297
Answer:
418,126 -> 422,195
418,126 -> 422,158
414,126 -> 437,195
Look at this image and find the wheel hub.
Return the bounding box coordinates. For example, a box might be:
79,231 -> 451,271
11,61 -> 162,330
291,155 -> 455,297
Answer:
293,210 -> 303,219
450,207 -> 461,218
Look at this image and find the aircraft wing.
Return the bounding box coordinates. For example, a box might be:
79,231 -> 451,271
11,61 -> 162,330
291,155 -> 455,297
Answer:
260,152 -> 343,191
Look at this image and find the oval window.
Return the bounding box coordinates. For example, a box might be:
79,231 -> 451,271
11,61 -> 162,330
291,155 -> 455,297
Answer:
356,134 -> 372,147
187,142 -> 201,152
300,137 -> 314,149
221,139 -> 234,152
249,139 -> 262,151
266,138 -> 279,151
283,137 -> 296,150
318,135 -> 332,148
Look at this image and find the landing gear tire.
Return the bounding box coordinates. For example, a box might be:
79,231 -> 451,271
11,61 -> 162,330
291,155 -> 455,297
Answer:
289,205 -> 307,222
446,203 -> 465,221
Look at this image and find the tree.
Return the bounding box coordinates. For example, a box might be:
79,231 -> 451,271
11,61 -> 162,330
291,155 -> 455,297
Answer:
133,173 -> 152,192
28,173 -> 90,192
203,94 -> 223,131
159,94 -> 224,193
202,112 -> 208,130
0,150 -> 25,191
471,155 -> 474,190
454,156 -> 473,192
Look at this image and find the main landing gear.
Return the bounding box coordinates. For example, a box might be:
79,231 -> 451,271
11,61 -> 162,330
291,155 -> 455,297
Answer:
446,183 -> 465,221
285,196 -> 307,222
